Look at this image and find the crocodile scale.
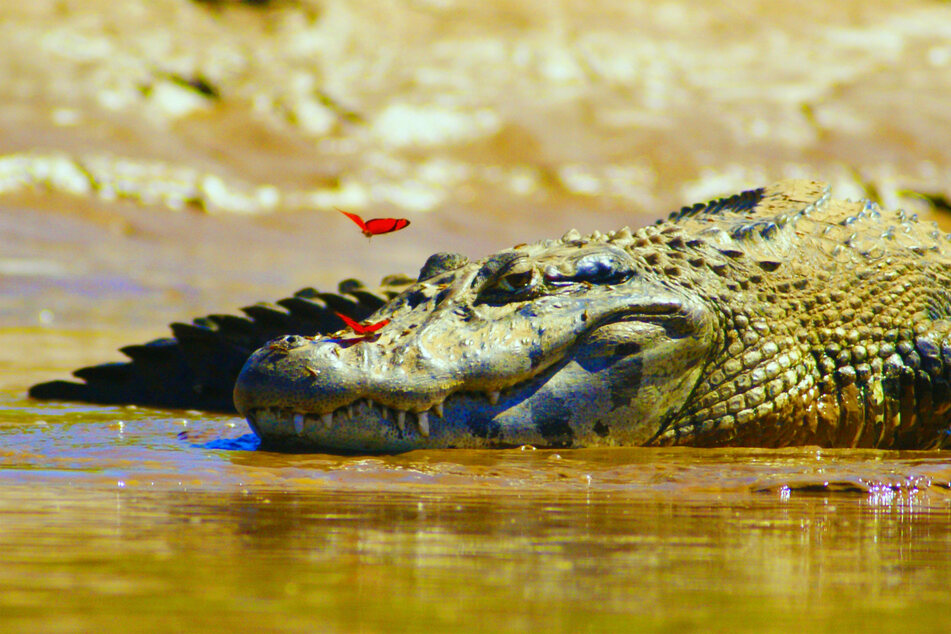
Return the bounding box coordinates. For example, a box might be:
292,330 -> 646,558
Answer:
31,181 -> 951,451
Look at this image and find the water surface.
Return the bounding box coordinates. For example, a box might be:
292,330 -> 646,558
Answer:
4,335 -> 951,632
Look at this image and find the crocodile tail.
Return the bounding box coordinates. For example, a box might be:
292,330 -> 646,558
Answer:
27,278 -> 410,413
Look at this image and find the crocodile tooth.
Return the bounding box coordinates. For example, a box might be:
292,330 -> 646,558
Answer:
321,413 -> 333,428
346,404 -> 354,419
488,391 -> 500,405
395,410 -> 406,432
417,411 -> 430,437
293,413 -> 304,435
432,401 -> 444,418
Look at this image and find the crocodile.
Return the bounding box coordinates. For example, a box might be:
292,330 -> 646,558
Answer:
31,180 -> 951,452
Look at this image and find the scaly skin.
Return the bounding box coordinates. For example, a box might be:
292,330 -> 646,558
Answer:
233,180 -> 951,451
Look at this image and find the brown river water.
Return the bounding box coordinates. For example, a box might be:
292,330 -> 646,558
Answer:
5,0 -> 951,631
6,347 -> 951,633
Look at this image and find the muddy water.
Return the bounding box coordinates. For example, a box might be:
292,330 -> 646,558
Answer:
5,326 -> 951,632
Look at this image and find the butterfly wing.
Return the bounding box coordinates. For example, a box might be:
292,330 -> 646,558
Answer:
334,311 -> 368,334
361,319 -> 389,333
363,217 -> 410,236
338,209 -> 368,233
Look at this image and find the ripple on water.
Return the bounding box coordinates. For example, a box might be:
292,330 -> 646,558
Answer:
3,388 -> 951,502
5,388 -> 951,632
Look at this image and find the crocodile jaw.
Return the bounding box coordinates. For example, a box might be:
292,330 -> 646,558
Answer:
241,340 -> 711,452
233,288 -> 716,452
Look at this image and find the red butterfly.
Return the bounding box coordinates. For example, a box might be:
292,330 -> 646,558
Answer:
338,209 -> 410,238
334,311 -> 390,335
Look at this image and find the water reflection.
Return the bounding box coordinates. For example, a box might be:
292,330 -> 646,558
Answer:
2,482 -> 951,631
197,433 -> 261,452
4,388 -> 951,630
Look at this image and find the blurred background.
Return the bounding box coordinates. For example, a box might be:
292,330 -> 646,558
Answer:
2,0 -> 951,327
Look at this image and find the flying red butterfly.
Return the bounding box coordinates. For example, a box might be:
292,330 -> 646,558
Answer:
334,311 -> 390,335
338,209 -> 410,238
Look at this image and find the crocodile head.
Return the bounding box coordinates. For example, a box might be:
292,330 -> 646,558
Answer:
234,233 -> 721,452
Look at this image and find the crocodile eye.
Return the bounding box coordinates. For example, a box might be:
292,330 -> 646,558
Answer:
496,268 -> 535,292
475,255 -> 539,305
546,252 -> 633,286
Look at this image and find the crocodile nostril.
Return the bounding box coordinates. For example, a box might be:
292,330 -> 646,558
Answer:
275,335 -> 309,349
